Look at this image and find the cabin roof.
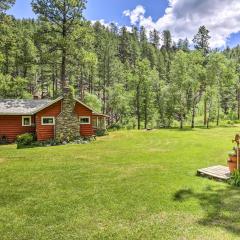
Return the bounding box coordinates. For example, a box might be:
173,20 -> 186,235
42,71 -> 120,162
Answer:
0,99 -> 53,115
0,97 -> 107,117
0,97 -> 63,115
92,112 -> 109,117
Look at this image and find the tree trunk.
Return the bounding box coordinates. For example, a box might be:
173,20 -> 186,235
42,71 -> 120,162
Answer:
137,85 -> 141,130
52,73 -> 55,97
180,112 -> 183,129
206,113 -> 209,129
103,84 -> 106,114
203,98 -> 207,126
237,88 -> 240,120
61,6 -> 67,89
144,99 -> 147,129
144,114 -> 147,129
23,67 -> 27,78
40,69 -> 44,98
4,47 -> 9,74
55,70 -> 58,95
191,104 -> 195,128
61,49 -> 67,89
180,118 -> 183,129
52,65 -> 56,97
216,99 -> 220,126
102,54 -> 107,114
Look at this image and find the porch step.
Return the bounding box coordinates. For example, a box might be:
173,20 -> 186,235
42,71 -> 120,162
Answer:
197,165 -> 230,181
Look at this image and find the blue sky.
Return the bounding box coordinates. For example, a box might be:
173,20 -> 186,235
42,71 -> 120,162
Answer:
87,0 -> 169,24
8,0 -> 168,23
7,0 -> 240,48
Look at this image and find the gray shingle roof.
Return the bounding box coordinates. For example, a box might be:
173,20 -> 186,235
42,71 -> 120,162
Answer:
0,97 -> 108,117
0,99 -> 55,115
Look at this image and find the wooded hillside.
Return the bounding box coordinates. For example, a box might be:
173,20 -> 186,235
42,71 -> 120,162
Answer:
1,0 -> 240,129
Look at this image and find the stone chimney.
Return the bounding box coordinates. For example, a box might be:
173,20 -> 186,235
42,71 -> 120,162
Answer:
55,87 -> 80,141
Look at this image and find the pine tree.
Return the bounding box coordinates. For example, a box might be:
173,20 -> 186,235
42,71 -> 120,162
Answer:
32,0 -> 87,89
150,29 -> 160,49
0,0 -> 15,14
193,26 -> 211,55
193,26 -> 211,126
177,38 -> 189,52
162,30 -> 172,51
139,26 -> 148,59
118,26 -> 131,64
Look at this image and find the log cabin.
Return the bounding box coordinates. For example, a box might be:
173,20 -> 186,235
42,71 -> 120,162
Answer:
0,88 -> 108,143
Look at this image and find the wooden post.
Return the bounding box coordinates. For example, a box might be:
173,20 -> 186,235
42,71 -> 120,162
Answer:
237,142 -> 239,170
233,134 -> 240,170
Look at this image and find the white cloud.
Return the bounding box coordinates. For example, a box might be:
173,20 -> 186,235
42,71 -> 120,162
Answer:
91,19 -> 113,28
123,5 -> 145,25
91,20 -> 133,33
123,0 -> 240,48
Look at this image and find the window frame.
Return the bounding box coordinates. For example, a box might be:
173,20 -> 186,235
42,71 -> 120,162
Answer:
79,116 -> 91,125
41,116 -> 55,126
22,116 -> 32,127
93,117 -> 98,128
99,117 -> 106,129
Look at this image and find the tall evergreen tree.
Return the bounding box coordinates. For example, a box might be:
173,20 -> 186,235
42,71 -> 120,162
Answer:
177,38 -> 190,52
32,0 -> 87,89
193,25 -> 211,126
162,30 -> 172,50
118,26 -> 131,64
0,0 -> 15,14
150,29 -> 160,49
193,26 -> 211,55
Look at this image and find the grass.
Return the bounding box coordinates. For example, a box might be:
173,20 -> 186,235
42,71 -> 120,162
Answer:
0,127 -> 240,239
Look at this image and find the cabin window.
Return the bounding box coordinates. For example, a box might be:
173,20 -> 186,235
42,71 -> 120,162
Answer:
99,118 -> 106,129
80,116 -> 90,124
22,116 -> 31,126
92,116 -> 106,128
93,117 -> 98,128
41,117 -> 55,125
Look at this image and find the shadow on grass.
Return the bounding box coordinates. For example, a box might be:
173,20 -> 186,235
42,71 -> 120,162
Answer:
173,185 -> 240,236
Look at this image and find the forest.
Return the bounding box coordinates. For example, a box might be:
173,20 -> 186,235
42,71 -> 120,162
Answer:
1,0 -> 240,129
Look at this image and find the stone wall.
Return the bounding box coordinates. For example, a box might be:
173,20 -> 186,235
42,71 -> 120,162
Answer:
55,87 -> 80,141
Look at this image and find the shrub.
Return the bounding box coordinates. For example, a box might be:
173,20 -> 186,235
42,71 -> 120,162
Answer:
229,170 -> 240,187
226,120 -> 234,126
126,125 -> 133,130
108,123 -> 121,131
234,120 -> 240,124
0,135 -> 8,144
96,129 -> 108,137
16,133 -> 34,148
16,134 -> 96,149
31,141 -> 43,147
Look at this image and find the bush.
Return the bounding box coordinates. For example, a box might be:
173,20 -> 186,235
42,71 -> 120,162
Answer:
226,120 -> 234,125
0,135 -> 8,144
229,170 -> 240,187
126,125 -> 133,130
96,129 -> 108,137
16,133 -> 34,148
234,120 -> 240,124
31,141 -> 44,147
108,123 -> 121,131
16,134 -> 96,149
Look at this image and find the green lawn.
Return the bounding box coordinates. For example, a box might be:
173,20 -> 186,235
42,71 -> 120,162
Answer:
1,128 -> 240,239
